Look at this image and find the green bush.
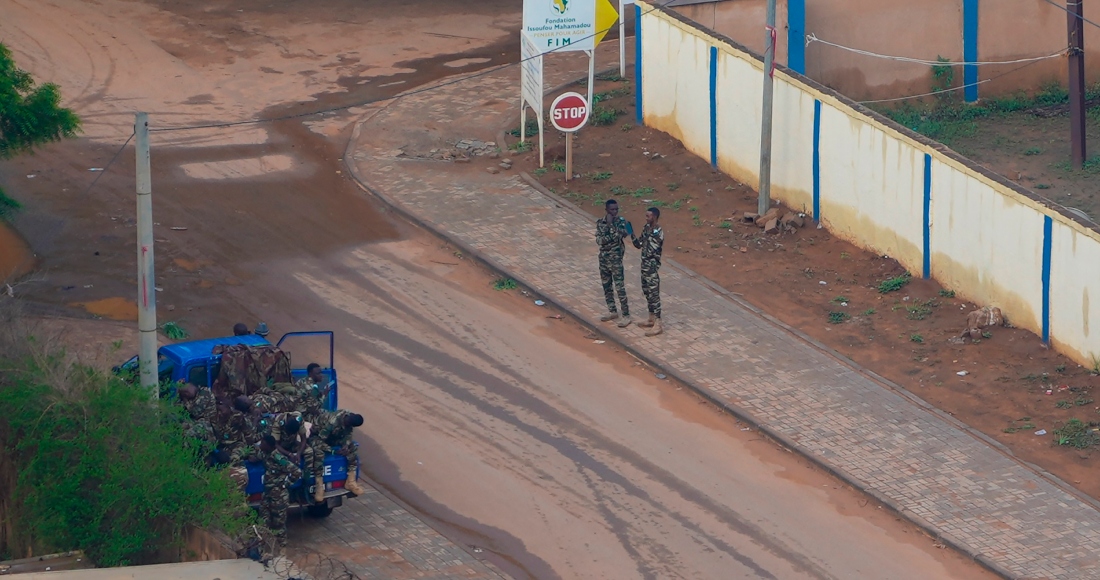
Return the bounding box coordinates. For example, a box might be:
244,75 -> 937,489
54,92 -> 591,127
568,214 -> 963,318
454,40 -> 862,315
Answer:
0,337 -> 252,565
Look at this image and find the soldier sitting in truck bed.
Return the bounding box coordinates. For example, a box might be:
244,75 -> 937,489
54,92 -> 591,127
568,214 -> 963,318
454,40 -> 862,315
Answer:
305,410 -> 366,500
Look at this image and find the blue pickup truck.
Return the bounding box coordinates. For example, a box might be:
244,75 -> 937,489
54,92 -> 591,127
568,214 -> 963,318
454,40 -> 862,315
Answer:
118,331 -> 354,518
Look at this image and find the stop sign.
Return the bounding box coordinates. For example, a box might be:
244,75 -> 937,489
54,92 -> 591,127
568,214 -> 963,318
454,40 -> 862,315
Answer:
550,92 -> 590,132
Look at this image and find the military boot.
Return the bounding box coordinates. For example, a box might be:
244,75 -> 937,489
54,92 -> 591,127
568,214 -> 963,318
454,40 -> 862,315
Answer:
645,317 -> 663,337
600,311 -> 620,322
616,315 -> 632,327
636,313 -> 655,328
344,477 -> 366,496
313,475 -> 325,503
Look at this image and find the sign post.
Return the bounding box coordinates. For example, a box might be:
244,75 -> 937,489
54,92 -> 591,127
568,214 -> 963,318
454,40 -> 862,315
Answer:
550,92 -> 590,181
619,0 -> 634,77
520,31 -> 546,167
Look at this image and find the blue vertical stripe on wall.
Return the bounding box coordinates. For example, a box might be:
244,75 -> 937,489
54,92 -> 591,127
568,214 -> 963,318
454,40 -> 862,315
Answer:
787,0 -> 806,74
923,154 -> 932,279
634,4 -> 643,124
709,46 -> 718,167
1042,214 -> 1053,343
812,99 -> 822,221
963,0 -> 979,102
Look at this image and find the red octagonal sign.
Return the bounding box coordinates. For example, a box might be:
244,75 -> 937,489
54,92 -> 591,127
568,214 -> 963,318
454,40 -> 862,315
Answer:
550,92 -> 590,133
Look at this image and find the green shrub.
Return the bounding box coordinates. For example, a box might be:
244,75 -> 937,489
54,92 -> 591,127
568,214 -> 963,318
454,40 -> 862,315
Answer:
0,338 -> 252,565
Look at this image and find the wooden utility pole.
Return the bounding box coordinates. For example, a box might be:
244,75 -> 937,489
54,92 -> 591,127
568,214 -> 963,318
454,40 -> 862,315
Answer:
1069,0 -> 1087,168
135,113 -> 158,396
757,0 -> 777,215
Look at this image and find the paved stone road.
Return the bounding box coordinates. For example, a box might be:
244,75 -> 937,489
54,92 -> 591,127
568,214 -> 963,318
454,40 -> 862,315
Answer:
289,483 -> 507,580
345,48 -> 1100,579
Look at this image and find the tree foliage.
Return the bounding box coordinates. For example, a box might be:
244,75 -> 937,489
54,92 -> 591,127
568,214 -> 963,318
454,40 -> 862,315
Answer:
0,42 -> 81,159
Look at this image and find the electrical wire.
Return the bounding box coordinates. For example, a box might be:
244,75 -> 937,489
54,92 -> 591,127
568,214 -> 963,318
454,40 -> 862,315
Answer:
80,131 -> 134,195
858,58 -> 1050,104
806,33 -> 1068,67
1040,0 -> 1100,31
149,0 -> 679,134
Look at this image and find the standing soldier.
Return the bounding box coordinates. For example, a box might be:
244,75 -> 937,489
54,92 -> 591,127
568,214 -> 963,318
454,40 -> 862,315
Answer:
631,207 -> 665,336
177,384 -> 217,448
257,434 -> 301,552
304,410 -> 366,501
595,199 -> 634,327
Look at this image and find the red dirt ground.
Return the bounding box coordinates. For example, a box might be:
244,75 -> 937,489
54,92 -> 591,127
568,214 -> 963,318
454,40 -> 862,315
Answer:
511,75 -> 1100,502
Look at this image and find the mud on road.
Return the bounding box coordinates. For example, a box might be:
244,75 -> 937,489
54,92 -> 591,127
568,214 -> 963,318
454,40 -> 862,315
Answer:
0,1 -> 995,578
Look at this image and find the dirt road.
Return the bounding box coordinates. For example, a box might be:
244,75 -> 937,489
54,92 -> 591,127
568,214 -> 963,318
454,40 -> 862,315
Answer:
0,1 -> 993,578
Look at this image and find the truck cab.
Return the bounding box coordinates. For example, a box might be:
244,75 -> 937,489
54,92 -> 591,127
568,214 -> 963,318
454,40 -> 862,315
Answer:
117,331 -> 352,517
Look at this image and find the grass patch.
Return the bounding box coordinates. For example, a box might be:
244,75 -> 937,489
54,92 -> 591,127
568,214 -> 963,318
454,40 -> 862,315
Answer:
508,119 -> 540,138
877,273 -> 912,294
910,334 -> 924,343
832,295 -> 849,303
1035,183 -> 1052,189
551,162 -> 566,173
905,299 -> 937,321
160,321 -> 189,341
718,220 -> 732,229
828,311 -> 850,324
592,87 -> 631,103
533,167 -> 548,177
587,171 -> 613,182
508,140 -> 533,153
938,289 -> 956,298
621,123 -> 633,132
862,308 -> 876,316
590,105 -> 625,126
1054,419 -> 1100,449
492,277 -> 518,291
666,182 -> 680,192
1024,147 -> 1042,156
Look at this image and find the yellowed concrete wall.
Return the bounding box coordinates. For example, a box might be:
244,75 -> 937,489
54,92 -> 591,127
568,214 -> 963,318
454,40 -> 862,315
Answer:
639,0 -> 1100,366
672,0 -> 788,67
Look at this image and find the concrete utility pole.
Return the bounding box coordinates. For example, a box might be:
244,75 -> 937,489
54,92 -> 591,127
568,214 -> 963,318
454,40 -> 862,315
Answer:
135,112 -> 158,396
757,0 -> 777,215
1068,0 -> 1087,168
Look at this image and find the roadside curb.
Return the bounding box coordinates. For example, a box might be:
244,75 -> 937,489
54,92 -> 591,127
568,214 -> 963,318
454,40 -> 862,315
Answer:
343,123 -> 1017,580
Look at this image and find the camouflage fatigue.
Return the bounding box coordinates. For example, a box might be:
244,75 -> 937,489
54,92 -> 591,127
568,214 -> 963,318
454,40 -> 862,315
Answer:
216,411 -> 259,464
258,411 -> 305,454
258,447 -> 302,548
251,389 -> 296,415
178,387 -> 218,447
304,410 -> 359,477
634,224 -> 665,317
212,345 -> 292,400
596,216 -> 630,315
288,377 -> 326,423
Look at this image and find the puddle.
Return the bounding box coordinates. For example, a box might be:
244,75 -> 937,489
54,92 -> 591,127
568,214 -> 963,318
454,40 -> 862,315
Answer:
179,154 -> 297,179
443,57 -> 492,68
72,297 -> 139,321
0,220 -> 35,281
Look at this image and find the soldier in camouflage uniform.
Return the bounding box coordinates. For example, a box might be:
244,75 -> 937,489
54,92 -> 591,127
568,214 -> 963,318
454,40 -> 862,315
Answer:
178,384 -> 217,448
287,363 -> 330,423
631,207 -> 665,336
258,411 -> 306,462
595,199 -> 634,327
217,396 -> 261,465
303,410 -> 366,501
257,434 -> 302,551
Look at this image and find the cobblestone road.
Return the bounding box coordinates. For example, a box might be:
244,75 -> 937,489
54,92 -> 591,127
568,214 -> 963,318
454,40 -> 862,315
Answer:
290,484 -> 507,580
345,48 -> 1100,579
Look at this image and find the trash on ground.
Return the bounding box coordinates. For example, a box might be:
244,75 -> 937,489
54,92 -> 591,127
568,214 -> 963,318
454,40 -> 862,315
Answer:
546,314 -> 562,319
819,281 -> 827,285
27,174 -> 35,178
1035,429 -> 1047,436
960,305 -> 1005,339
655,373 -> 667,379
534,300 -> 545,306
956,370 -> 969,376
88,167 -> 104,171
170,226 -> 188,231
740,427 -> 751,431
593,340 -> 605,344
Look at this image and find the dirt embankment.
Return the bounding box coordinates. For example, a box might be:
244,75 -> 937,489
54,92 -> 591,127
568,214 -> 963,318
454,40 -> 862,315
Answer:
513,75 -> 1100,503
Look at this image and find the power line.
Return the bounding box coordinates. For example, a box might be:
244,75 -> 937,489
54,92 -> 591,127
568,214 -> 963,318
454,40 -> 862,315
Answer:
80,131 -> 134,195
858,58 -> 1050,104
1040,0 -> 1100,31
150,0 -> 679,134
806,33 -> 1068,67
